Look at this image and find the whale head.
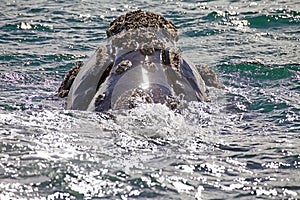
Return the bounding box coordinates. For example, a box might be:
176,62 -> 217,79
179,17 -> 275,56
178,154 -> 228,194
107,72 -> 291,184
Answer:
58,10 -> 210,111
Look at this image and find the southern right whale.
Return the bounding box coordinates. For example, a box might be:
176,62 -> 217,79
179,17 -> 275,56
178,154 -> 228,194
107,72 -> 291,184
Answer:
57,10 -> 224,111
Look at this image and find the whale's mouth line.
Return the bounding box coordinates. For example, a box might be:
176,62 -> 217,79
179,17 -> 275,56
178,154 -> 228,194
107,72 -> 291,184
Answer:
95,62 -> 113,92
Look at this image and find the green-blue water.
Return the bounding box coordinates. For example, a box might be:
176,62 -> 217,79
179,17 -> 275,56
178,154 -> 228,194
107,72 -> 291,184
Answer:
0,0 -> 299,199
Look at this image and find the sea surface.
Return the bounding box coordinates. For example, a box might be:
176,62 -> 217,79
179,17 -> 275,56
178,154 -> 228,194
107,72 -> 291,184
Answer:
0,0 -> 300,199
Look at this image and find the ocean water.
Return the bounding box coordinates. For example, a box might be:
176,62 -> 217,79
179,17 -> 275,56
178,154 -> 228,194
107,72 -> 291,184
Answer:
0,0 -> 299,199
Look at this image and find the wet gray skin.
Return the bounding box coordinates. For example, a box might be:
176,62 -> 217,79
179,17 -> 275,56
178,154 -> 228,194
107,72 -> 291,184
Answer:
59,10 -> 223,111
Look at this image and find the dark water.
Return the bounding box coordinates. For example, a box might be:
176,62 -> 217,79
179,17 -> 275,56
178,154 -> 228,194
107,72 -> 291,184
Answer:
1,0 -> 299,199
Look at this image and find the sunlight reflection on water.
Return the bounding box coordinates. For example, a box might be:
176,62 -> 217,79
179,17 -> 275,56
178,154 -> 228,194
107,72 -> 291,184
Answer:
0,0 -> 299,199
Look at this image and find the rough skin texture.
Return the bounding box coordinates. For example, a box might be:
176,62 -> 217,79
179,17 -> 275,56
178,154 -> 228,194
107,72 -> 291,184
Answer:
106,10 -> 178,40
57,61 -> 83,98
196,64 -> 225,89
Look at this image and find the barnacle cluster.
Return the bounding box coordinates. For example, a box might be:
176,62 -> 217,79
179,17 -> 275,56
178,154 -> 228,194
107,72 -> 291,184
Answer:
107,10 -> 178,55
107,10 -> 177,39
